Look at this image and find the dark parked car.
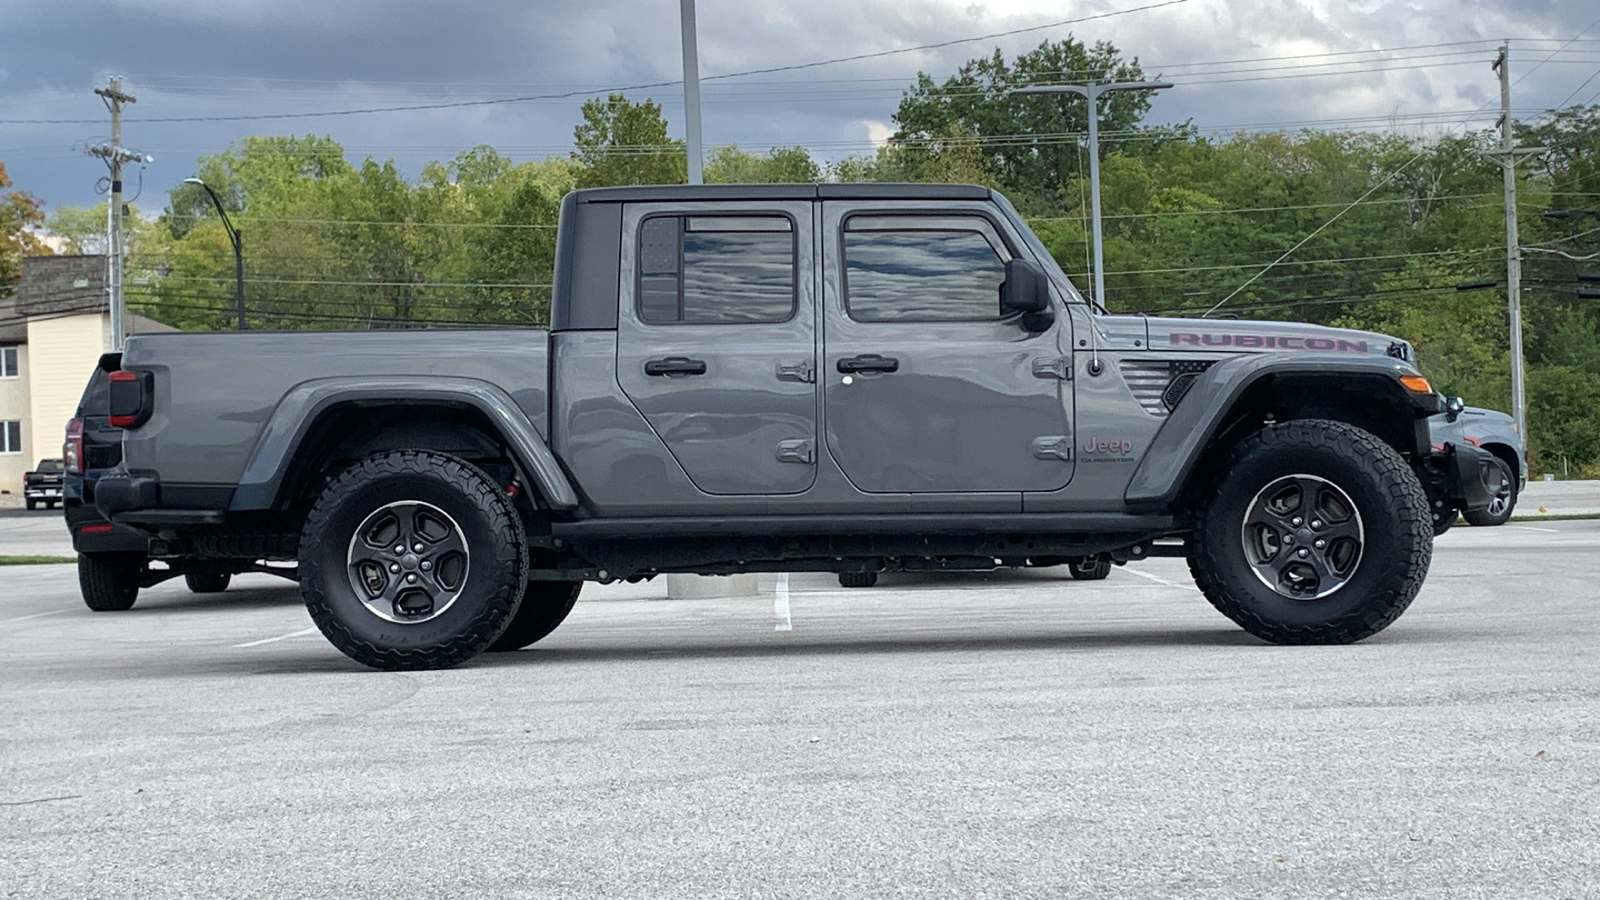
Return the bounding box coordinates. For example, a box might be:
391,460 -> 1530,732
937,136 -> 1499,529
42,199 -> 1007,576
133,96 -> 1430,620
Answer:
23,459 -> 65,510
1429,401 -> 1525,527
64,358 -> 249,610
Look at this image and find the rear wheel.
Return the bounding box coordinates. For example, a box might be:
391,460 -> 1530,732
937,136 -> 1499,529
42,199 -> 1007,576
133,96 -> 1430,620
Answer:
487,580 -> 582,652
25,499 -> 36,511
299,450 -> 527,670
839,572 -> 879,588
1187,419 -> 1432,644
79,552 -> 142,611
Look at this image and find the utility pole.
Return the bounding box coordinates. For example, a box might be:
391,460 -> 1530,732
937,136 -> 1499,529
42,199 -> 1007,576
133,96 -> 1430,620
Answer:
679,0 -> 704,184
1016,81 -> 1172,310
88,76 -> 149,350
1490,45 -> 1544,439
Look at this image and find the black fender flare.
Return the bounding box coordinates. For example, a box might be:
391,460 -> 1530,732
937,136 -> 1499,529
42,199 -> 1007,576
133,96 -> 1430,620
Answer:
1123,354 -> 1441,510
229,376 -> 580,511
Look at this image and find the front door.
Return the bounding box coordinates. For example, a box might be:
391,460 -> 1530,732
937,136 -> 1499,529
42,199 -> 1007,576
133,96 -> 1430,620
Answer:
615,202 -> 818,495
821,205 -> 1074,494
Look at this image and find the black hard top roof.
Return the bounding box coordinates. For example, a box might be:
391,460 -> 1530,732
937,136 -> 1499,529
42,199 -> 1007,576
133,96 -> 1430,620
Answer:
570,183 -> 994,203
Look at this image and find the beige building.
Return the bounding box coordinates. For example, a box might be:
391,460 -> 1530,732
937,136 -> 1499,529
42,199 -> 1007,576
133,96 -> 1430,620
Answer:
0,256 -> 174,494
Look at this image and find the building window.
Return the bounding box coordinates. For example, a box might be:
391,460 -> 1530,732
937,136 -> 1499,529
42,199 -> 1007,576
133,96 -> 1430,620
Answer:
0,346 -> 17,379
637,215 -> 797,325
0,420 -> 21,454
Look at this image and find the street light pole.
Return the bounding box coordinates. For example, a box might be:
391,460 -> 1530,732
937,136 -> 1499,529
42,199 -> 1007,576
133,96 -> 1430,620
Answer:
679,0 -> 704,185
184,178 -> 245,330
1016,81 -> 1172,310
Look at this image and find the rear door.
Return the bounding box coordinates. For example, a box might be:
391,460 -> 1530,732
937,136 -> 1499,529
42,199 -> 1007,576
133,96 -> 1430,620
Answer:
615,201 -> 819,495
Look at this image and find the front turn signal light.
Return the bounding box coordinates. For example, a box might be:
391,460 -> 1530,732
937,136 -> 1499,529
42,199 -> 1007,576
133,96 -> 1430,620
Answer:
1399,374 -> 1433,393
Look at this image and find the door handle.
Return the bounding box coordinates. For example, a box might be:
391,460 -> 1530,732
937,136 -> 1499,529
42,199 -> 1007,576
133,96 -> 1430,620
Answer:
836,354 -> 900,374
645,357 -> 708,377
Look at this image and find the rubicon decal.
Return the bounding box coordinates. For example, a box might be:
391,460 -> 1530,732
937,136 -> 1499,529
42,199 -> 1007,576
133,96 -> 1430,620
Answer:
1169,333 -> 1369,352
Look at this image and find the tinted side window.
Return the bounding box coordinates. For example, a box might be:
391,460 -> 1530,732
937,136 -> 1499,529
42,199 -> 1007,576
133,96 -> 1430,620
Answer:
637,216 -> 796,325
844,220 -> 1008,322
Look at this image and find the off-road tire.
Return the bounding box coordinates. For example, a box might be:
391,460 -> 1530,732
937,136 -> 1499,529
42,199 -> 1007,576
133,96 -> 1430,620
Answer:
300,450 -> 527,670
487,580 -> 582,652
79,552 -> 143,612
1463,457 -> 1517,527
185,572 -> 232,594
839,571 -> 879,588
1187,419 -> 1433,644
25,499 -> 36,511
1068,556 -> 1113,580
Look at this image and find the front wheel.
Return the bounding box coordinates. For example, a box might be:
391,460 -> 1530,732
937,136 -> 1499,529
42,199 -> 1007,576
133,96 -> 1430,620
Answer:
1463,458 -> 1517,527
185,572 -> 232,594
487,580 -> 582,652
1187,419 -> 1433,644
1067,556 -> 1112,580
299,450 -> 528,670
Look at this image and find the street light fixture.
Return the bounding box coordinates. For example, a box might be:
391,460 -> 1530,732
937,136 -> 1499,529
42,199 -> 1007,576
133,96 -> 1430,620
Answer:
1015,80 -> 1173,311
183,177 -> 245,330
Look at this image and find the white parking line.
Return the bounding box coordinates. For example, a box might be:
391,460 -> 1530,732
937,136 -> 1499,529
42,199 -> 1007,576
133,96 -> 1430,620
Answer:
1508,524 -> 1561,534
1118,566 -> 1177,587
233,626 -> 319,648
774,573 -> 793,631
0,610 -> 68,626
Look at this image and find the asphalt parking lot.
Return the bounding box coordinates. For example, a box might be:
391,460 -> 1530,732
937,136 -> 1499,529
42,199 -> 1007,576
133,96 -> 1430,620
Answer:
2,513 -> 1598,898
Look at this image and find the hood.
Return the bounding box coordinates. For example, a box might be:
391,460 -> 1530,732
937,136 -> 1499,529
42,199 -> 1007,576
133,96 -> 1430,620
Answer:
1126,315 -> 1414,363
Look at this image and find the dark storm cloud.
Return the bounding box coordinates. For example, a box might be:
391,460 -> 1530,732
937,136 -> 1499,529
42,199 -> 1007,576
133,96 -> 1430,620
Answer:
1,0 -> 1596,214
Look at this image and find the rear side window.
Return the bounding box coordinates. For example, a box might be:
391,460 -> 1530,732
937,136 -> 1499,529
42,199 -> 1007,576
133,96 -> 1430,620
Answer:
637,215 -> 796,325
79,369 -> 111,417
843,216 -> 1010,323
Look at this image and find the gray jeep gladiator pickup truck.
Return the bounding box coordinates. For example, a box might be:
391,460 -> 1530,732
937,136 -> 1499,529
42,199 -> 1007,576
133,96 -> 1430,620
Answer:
93,183 -> 1501,669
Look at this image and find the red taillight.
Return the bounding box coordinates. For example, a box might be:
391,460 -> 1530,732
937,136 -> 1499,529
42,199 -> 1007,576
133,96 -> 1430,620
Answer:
78,523 -> 114,534
108,369 -> 149,429
64,417 -> 84,474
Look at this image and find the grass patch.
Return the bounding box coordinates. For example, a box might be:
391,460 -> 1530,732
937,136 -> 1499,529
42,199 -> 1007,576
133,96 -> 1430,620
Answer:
0,556 -> 76,566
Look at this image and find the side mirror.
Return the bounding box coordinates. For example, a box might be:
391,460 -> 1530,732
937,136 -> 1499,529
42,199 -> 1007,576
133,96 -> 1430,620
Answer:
1445,396 -> 1465,423
1000,258 -> 1053,332
1001,258 -> 1049,313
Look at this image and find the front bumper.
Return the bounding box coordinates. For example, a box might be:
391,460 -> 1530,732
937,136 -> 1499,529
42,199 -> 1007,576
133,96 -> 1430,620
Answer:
1423,442 -> 1502,515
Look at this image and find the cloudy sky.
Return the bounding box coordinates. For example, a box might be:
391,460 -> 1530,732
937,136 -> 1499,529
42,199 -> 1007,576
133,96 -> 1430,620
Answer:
2,0 -> 1597,214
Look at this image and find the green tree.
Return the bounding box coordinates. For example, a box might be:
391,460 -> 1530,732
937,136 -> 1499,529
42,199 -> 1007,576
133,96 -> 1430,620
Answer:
2,161 -> 49,294
704,145 -> 821,183
572,94 -> 686,188
890,39 -> 1154,207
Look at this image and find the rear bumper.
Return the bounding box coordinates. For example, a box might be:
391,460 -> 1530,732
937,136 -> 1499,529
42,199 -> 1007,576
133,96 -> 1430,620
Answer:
64,498 -> 149,554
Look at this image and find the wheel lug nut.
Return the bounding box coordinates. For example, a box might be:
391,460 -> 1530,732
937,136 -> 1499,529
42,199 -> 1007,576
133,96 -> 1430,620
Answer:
390,563 -> 401,573
406,574 -> 417,583
420,561 -> 432,571
1311,520 -> 1321,529
413,543 -> 424,552
1314,539 -> 1326,549
1291,517 -> 1303,526
1297,548 -> 1310,558
395,545 -> 405,554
